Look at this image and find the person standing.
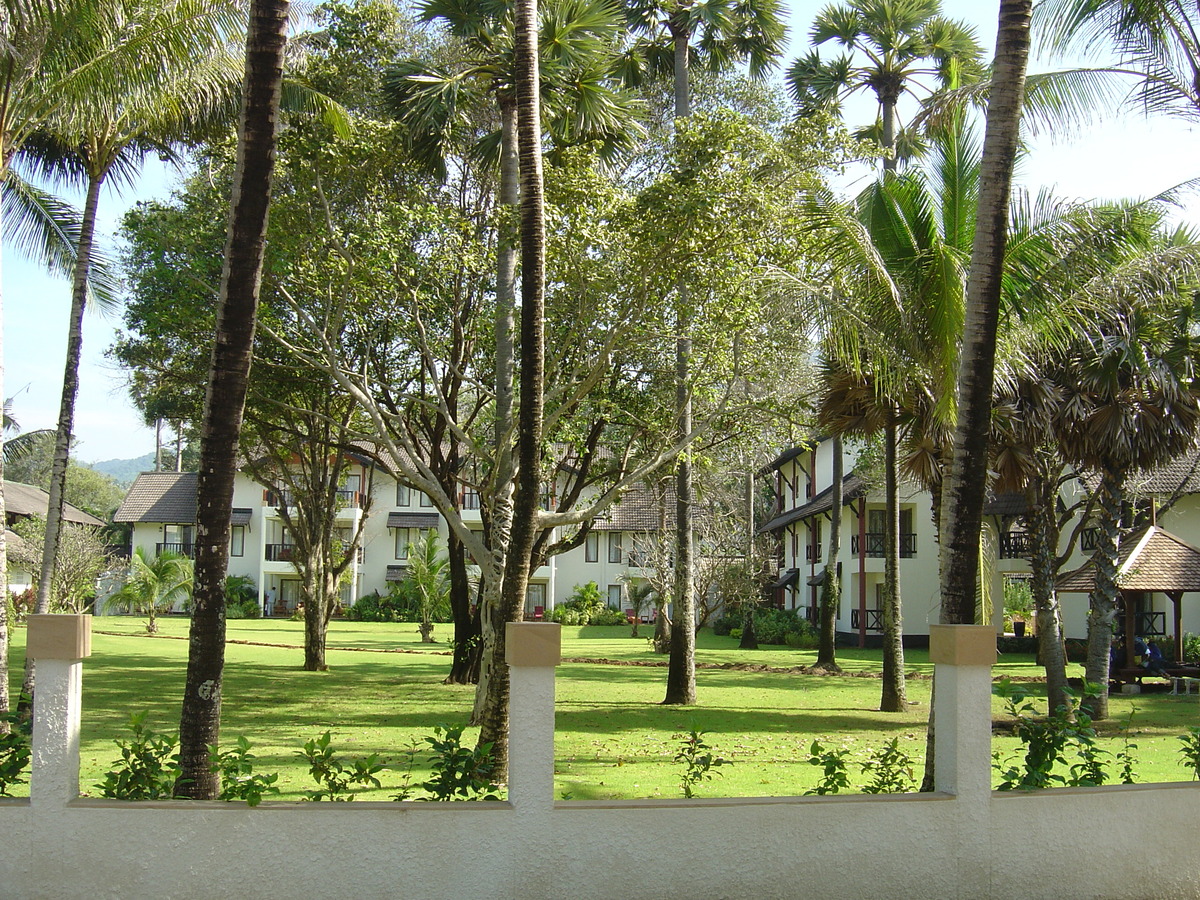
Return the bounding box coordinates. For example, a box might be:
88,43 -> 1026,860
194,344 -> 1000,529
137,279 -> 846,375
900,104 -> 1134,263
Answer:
265,586 -> 276,617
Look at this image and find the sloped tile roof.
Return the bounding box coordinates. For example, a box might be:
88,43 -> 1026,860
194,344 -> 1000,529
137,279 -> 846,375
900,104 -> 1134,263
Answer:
114,472 -> 198,523
1056,526 -> 1200,592
386,512 -> 440,529
591,484 -> 676,532
6,481 -> 104,527
1128,446 -> 1200,496
984,491 -> 1027,517
757,474 -> 867,534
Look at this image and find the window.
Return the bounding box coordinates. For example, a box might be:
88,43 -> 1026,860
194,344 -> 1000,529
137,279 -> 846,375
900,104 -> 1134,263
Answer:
396,484 -> 411,506
419,492 -> 434,508
585,532 -> 599,562
396,527 -> 414,560
463,487 -> 481,510
608,532 -> 622,563
608,584 -> 622,607
230,526 -> 245,557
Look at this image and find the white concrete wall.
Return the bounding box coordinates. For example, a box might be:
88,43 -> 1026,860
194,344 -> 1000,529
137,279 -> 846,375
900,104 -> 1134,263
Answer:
4,619 -> 1200,900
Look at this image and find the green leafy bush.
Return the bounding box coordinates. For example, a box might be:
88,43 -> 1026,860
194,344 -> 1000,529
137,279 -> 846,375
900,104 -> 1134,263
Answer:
1183,633 -> 1200,664
753,607 -> 814,646
860,738 -> 916,793
298,731 -> 384,801
710,614 -> 737,636
675,730 -> 730,799
96,712 -> 181,800
395,724 -> 502,801
0,713 -> 31,797
805,740 -> 852,795
546,582 -> 623,625
210,736 -> 279,806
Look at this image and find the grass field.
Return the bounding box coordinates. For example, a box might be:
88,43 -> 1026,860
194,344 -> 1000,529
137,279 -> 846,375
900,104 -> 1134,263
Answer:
5,617 -> 1199,800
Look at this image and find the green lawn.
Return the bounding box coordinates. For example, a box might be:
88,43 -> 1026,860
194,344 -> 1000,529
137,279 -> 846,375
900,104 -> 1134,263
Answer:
5,617 -> 1198,800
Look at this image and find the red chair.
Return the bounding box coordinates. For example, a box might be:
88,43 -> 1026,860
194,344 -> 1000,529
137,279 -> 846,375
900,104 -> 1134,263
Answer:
533,605 -> 545,620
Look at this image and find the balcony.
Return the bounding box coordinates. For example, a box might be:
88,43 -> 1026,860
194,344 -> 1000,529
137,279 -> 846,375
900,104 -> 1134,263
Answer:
156,542 -> 194,558
850,533 -> 916,558
265,543 -> 296,562
804,543 -> 822,561
851,608 -> 884,632
998,531 -> 1033,559
264,489 -> 361,508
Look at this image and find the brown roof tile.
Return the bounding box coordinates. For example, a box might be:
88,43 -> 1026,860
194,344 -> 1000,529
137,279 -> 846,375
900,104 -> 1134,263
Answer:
114,472 -> 198,523
5,481 -> 104,527
1056,526 -> 1200,592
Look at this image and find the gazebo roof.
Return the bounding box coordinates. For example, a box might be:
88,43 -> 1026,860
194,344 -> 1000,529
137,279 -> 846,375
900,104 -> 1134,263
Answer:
1056,526 -> 1200,593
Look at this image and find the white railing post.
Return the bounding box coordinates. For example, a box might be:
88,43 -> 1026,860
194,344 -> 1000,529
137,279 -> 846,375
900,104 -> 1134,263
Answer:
930,624 -> 995,799
506,622 -> 560,809
27,614 -> 92,807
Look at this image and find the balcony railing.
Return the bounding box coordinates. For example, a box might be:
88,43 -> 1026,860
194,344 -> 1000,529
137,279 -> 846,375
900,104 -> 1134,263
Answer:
850,533 -> 917,558
1080,527 -> 1099,552
851,608 -> 884,632
156,542 -> 194,558
1136,611 -> 1166,636
804,543 -> 822,561
264,489 -> 361,508
265,543 -> 296,562
998,531 -> 1034,559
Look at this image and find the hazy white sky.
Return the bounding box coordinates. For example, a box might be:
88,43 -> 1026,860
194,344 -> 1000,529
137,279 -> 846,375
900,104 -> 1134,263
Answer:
4,0 -> 1197,465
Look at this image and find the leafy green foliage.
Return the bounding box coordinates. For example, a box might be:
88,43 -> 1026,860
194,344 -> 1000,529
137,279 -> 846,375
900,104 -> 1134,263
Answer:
1183,633 -> 1200,664
103,548 -> 194,633
224,575 -> 261,619
547,582 -> 625,625
209,736 -> 280,806
860,738 -> 916,794
805,740 -> 852,795
675,730 -> 730,799
1178,727 -> 1200,781
992,678 -> 1123,790
298,731 -> 385,801
396,724 -> 502,801
96,712 -> 181,800
0,713 -> 32,797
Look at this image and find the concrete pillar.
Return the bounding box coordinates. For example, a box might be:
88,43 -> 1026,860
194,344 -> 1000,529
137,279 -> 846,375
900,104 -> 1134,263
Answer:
26,615 -> 92,807
505,622 -> 560,809
930,624 -> 995,800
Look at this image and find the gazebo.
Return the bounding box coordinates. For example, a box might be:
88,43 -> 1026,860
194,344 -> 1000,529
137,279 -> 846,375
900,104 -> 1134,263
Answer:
1056,525 -> 1200,667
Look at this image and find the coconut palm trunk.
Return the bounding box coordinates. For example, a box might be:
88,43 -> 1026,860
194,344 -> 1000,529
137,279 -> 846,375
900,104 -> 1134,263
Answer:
922,0 -> 1031,792
175,0 -> 288,799
475,0 -> 545,777
816,436 -> 843,670
18,173 -> 103,715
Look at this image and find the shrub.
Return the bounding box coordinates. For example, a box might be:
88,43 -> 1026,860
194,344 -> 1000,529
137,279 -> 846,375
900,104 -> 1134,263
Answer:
0,714 -> 31,797
1183,633 -> 1200,664
589,607 -> 628,626
9,589 -> 34,625
675,730 -> 730,799
395,724 -> 502,801
710,614 -> 738,636
753,607 -> 813,646
210,736 -> 279,806
346,592 -> 387,622
96,712 -> 181,800
298,731 -> 385,801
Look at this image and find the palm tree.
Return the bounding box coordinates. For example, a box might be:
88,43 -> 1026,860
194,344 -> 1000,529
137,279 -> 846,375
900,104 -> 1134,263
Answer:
18,0 -> 243,716
175,0 -> 289,801
475,0 -> 547,780
1053,292 -> 1200,719
787,0 -> 982,170
622,0 -> 786,707
1035,0 -> 1200,121
104,548 -> 194,634
406,530 -> 450,643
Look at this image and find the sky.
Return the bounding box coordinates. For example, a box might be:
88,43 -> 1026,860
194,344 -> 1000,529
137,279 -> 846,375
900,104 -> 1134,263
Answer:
4,0 -> 1198,466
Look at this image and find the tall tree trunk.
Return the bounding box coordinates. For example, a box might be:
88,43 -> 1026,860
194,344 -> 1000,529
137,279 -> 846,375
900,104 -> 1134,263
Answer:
880,415 -> 907,711
471,98 -> 519,723
664,28 -> 696,706
1081,467 -> 1122,720
1029,473 -> 1068,712
445,531 -> 481,684
175,0 -> 287,799
938,0 -> 1031,624
155,418 -> 164,471
0,201 -> 8,733
816,436 -> 842,671
20,172 -> 103,717
475,0 -> 544,778
924,0 -> 1031,792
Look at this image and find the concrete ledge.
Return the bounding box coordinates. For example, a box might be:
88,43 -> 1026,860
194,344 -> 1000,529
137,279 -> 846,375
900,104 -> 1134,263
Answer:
506,622 -> 561,667
929,624 -> 995,667
26,614 -> 92,661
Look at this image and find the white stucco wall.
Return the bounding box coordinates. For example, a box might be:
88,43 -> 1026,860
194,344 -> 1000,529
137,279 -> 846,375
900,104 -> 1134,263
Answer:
4,620 -> 1200,900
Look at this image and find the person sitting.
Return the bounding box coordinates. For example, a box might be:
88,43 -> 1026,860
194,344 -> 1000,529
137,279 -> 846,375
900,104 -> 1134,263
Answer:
1145,639 -> 1171,677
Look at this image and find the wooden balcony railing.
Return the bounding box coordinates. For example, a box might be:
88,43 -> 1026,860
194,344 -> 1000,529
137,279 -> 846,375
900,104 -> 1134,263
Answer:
155,542 -> 194,558
998,531 -> 1034,559
850,533 -> 916,558
265,543 -> 296,562
851,608 -> 884,632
